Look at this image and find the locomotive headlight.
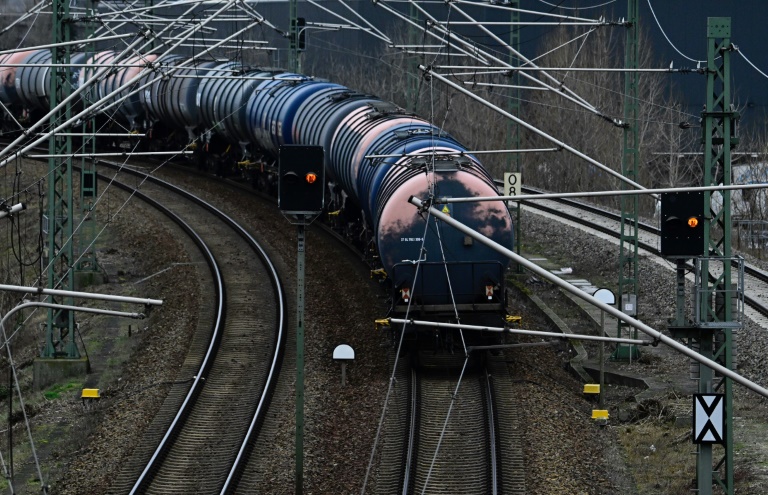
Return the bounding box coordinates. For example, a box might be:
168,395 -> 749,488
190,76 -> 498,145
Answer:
305,172 -> 318,184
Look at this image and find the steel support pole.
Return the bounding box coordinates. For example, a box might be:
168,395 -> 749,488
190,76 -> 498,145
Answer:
295,223 -> 306,494
615,0 -> 640,360
78,0 -> 99,274
45,0 -> 77,358
507,1 -> 523,272
289,0 -> 299,73
698,17 -> 736,495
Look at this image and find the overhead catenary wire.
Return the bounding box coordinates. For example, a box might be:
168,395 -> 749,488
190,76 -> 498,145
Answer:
0,1 -> 258,169
420,65 -> 651,196
415,2 -> 615,121
408,195 -> 768,400
3,0 -> 764,492
0,4 -> 251,484
645,0 -> 704,65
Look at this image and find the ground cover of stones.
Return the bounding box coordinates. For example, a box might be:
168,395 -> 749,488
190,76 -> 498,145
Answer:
0,171 -> 766,494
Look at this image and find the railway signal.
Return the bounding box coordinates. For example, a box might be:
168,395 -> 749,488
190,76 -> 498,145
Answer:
278,145 -> 325,215
278,145 -> 324,495
660,191 -> 705,257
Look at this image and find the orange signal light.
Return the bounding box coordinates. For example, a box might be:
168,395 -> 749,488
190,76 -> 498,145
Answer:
305,172 -> 318,184
687,217 -> 699,228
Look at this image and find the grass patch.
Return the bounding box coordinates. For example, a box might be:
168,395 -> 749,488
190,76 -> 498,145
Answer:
619,421 -> 696,494
42,381 -> 82,401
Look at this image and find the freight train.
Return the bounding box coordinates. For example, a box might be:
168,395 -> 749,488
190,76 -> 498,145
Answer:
0,49 -> 514,325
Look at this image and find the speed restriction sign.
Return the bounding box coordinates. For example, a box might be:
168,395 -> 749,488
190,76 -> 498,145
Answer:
504,172 -> 521,201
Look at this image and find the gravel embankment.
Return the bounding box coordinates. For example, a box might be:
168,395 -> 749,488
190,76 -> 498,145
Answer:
3,170 -> 767,494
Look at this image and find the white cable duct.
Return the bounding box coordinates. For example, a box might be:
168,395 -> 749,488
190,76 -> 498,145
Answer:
421,66 -> 650,195
408,195 -> 768,400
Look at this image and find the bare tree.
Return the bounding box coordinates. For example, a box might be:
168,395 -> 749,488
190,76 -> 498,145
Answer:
0,1 -> 52,50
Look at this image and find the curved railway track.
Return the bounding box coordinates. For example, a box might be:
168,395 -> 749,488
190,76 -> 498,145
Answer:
83,161 -> 288,494
11,141 -> 766,492
518,185 -> 768,322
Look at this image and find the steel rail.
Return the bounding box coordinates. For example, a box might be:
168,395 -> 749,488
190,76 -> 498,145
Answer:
97,162 -> 286,494
409,195 -> 768,399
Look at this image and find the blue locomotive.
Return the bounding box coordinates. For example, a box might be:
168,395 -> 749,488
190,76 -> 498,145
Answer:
0,50 -> 514,320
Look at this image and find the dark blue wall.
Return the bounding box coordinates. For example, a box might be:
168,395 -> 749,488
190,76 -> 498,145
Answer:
554,1 -> 768,133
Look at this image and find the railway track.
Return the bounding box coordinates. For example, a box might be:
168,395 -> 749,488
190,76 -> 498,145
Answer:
518,186 -> 768,323
86,161 -> 287,494
374,351 -> 525,495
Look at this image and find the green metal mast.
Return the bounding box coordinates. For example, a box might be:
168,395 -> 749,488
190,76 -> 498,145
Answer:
289,0 -> 300,72
506,1 -> 522,261
698,16 -> 737,495
406,2 -> 419,113
77,0 -> 99,275
615,0 -> 640,360
44,0 -> 77,358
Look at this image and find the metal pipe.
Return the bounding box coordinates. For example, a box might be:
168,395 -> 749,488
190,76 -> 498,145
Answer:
436,65 -> 696,73
0,283 -> 162,306
437,182 -> 768,204
421,67 -> 650,195
38,133 -> 146,137
27,151 -> 191,158
407,195 -> 768,399
0,33 -> 136,55
388,318 -> 648,345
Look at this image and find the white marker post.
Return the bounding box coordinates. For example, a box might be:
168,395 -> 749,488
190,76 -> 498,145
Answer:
593,288 -> 616,409
333,344 -> 355,386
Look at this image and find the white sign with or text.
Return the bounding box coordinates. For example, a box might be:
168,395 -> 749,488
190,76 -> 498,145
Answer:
503,172 -> 522,202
